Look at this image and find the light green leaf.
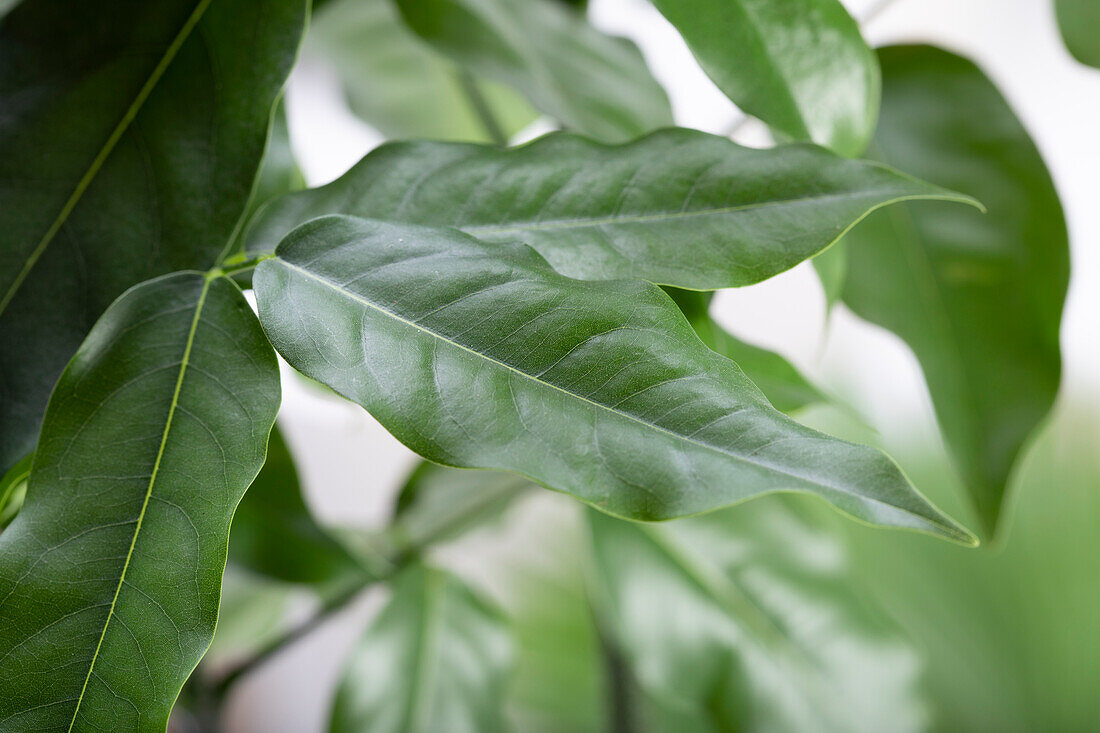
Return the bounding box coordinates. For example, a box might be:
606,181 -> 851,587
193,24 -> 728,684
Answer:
0,0 -> 306,474
812,241 -> 848,309
664,288 -> 825,413
1055,0 -> 1100,68
388,460 -> 532,554
839,46 -> 1069,536
390,0 -> 672,141
0,453 -> 31,528
254,215 -> 972,541
650,0 -> 878,156
0,272 -> 281,730
329,564 -> 513,733
244,129 -> 980,289
586,499 -> 928,733
229,424 -> 367,596
310,0 -> 536,142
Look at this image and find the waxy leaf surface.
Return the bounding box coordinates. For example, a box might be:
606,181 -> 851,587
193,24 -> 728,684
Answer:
0,0 -> 306,473
329,565 -> 513,733
245,129 -> 978,290
0,273 -> 280,730
254,216 -> 971,540
840,46 -> 1069,535
391,0 -> 672,141
651,0 -> 879,156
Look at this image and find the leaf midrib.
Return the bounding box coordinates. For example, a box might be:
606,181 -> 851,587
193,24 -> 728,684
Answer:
276,258 -> 949,533
0,0 -> 216,319
67,276 -> 212,730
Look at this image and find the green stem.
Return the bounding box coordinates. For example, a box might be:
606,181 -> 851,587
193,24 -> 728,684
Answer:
458,71 -> 509,146
217,253 -> 273,277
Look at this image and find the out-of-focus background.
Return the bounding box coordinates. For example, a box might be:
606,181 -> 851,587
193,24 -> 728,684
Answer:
222,0 -> 1100,729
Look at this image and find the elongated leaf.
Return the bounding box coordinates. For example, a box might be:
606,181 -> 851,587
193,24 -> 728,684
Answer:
665,288 -> 825,413
329,564 -> 513,733
0,0 -> 306,473
254,215 -> 972,540
310,0 -> 536,142
1055,0 -> 1100,68
586,500 -> 928,733
0,273 -> 281,730
244,129 -> 979,289
229,424 -> 366,595
389,460 -> 532,553
651,0 -> 878,156
391,0 -> 672,142
840,46 -> 1069,536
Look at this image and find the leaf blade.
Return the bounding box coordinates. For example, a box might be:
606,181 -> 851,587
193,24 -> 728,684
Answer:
0,273 -> 281,729
244,129 -> 980,289
254,215 -> 972,541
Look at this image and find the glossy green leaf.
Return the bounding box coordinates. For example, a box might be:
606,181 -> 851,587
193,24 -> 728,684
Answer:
244,129 -> 980,290
1055,0 -> 1100,68
329,564 -> 513,733
650,0 -> 878,156
391,0 -> 672,142
0,0 -> 306,474
310,0 -> 536,142
840,46 -> 1069,536
389,460 -> 532,554
254,215 -> 972,540
0,453 -> 31,528
665,288 -> 825,413
586,499 -> 928,733
229,424 -> 366,595
0,272 -> 280,729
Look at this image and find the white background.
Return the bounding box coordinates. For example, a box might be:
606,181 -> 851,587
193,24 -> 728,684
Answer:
225,0 -> 1100,728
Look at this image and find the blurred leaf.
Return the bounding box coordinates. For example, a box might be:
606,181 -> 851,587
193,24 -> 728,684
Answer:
586,500 -> 928,733
650,0 -> 878,156
0,0 -> 307,474
0,452 -> 31,528
244,129 -> 980,290
204,569 -> 304,667
330,564 -> 514,733
310,0 -> 536,142
0,273 -> 280,730
388,460 -> 532,554
839,46 -> 1069,536
812,242 -> 847,310
229,423 -> 367,596
1054,0 -> 1100,68
390,0 -> 672,141
664,288 -> 825,413
254,215 -> 972,539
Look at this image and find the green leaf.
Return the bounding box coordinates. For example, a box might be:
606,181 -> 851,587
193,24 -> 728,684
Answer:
0,272 -> 281,730
812,241 -> 848,309
244,129 -> 980,289
1055,0 -> 1100,68
390,0 -> 672,142
664,288 -> 825,413
388,460 -> 532,554
254,215 -> 972,541
310,0 -> 536,142
0,453 -> 31,528
329,564 -> 513,733
650,0 -> 879,156
229,424 -> 367,595
839,46 -> 1069,536
586,499 -> 928,733
0,0 -> 306,474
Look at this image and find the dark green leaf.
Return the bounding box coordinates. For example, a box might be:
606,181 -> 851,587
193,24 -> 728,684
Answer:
586,499 -> 928,732
0,273 -> 280,729
244,129 -> 980,289
310,0 -> 536,142
391,0 -> 672,141
839,46 -> 1069,536
650,0 -> 878,156
254,215 -> 972,540
229,424 -> 366,595
329,564 -> 513,733
0,0 -> 305,473
1055,0 -> 1100,68
664,288 -> 825,413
